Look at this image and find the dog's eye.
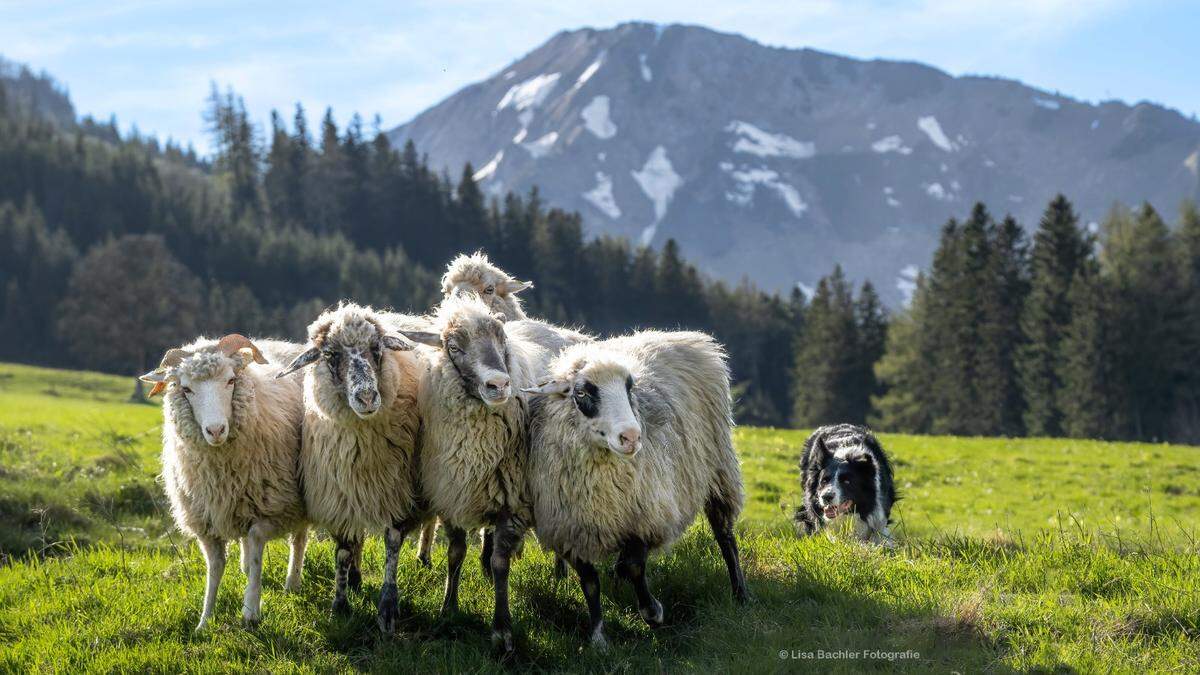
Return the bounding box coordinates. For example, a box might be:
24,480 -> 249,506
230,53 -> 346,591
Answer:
839,475 -> 852,484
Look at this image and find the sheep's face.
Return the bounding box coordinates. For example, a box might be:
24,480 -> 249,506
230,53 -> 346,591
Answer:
140,335 -> 269,447
176,354 -> 240,446
277,306 -> 412,419
440,253 -> 532,320
402,299 -> 513,407
526,358 -> 642,456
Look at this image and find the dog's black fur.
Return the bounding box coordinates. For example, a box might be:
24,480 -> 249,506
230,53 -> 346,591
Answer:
794,424 -> 897,545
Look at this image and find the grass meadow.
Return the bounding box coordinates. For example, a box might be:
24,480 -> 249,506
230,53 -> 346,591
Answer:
0,362 -> 1198,672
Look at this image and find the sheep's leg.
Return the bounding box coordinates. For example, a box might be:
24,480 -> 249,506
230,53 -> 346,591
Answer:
479,527 -> 494,583
616,538 -> 662,626
553,553 -> 569,581
705,495 -> 751,604
347,538 -> 364,593
331,535 -> 359,616
489,510 -> 523,656
284,526 -> 308,592
242,521 -> 279,626
569,557 -> 607,652
238,536 -> 250,576
196,536 -> 226,631
378,520 -> 415,635
440,525 -> 467,617
415,519 -> 437,568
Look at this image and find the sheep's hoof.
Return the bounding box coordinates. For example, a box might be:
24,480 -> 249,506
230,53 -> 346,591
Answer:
417,554 -> 433,569
241,609 -> 261,628
284,575 -> 302,593
589,629 -> 609,653
347,567 -> 363,593
439,600 -> 459,618
639,598 -> 664,627
331,596 -> 351,617
194,617 -> 212,633
491,629 -> 514,658
377,607 -> 399,635
553,557 -> 569,581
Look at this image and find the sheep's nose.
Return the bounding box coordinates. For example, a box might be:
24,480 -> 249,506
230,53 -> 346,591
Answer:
485,376 -> 510,396
205,424 -> 226,440
356,390 -> 379,409
618,428 -> 641,453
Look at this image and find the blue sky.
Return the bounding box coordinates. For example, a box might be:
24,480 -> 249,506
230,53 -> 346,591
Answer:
1,0 -> 1196,155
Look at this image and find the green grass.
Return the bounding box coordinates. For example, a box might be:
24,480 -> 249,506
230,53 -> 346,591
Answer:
0,362 -> 1197,672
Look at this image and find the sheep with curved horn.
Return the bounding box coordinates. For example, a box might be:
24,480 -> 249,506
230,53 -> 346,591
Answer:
141,334 -> 309,630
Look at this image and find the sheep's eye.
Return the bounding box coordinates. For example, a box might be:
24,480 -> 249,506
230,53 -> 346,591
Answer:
625,376 -> 634,392
484,285 -> 495,295
182,387 -> 193,395
447,344 -> 461,355
227,378 -> 236,386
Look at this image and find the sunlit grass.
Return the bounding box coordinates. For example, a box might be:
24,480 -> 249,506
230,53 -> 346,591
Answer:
1,362 -> 1197,671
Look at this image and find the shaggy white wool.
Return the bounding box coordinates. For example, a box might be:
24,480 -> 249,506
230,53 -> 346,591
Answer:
299,306 -> 425,538
160,339 -> 308,542
416,296 -> 544,529
527,331 -> 743,563
440,252 -> 528,320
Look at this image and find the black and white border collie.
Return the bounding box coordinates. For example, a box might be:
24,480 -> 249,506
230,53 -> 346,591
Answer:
794,424 -> 897,546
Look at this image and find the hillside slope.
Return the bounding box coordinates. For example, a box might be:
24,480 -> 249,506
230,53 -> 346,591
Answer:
391,22 -> 1200,304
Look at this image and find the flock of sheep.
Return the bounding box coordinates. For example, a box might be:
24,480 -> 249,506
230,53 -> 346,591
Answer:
140,252 -> 750,654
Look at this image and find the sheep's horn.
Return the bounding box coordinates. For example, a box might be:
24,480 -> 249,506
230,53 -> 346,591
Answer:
216,334 -> 269,365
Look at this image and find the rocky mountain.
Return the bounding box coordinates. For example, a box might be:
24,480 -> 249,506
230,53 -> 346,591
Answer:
390,22 -> 1200,304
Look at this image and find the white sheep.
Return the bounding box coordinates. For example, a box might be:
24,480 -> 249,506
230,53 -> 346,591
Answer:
398,294 -> 551,655
140,334 -> 309,630
522,331 -> 751,649
441,251 -> 533,320
275,303 -> 426,634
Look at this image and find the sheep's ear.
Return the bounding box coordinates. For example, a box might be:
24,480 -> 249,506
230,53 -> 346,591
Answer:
500,279 -> 532,295
275,347 -> 321,379
381,334 -> 414,351
140,369 -> 169,397
521,379 -> 571,397
398,330 -> 441,347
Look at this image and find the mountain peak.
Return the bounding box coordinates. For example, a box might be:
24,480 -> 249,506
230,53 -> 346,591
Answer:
390,25 -> 1200,305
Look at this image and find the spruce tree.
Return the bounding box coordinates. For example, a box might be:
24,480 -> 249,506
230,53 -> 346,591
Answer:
976,215 -> 1029,436
1017,195 -> 1087,436
871,275 -> 935,433
792,266 -> 860,427
1175,201 -> 1200,441
1057,263 -> 1113,439
853,281 -> 887,423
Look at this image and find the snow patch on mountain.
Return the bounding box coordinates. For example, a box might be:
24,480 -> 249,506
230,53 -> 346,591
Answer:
1033,97 -> 1061,110
497,73 -> 561,112
872,135 -> 912,155
581,96 -> 617,139
639,54 -> 652,82
724,165 -> 807,217
917,116 -> 956,152
582,172 -> 621,219
923,182 -> 951,201
522,132 -> 558,158
1185,150 -> 1199,176
896,264 -> 920,305
726,121 -> 815,159
632,146 -> 682,246
574,55 -> 604,90
512,128 -> 527,144
473,150 -> 503,182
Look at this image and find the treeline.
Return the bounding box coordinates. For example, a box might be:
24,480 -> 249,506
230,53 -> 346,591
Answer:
0,83 -> 806,425
796,195 -> 1200,443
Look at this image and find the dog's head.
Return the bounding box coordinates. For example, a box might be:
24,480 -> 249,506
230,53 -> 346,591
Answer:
809,427 -> 883,521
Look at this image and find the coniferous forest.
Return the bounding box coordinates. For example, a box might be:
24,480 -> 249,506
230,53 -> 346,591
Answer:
2,74 -> 1200,443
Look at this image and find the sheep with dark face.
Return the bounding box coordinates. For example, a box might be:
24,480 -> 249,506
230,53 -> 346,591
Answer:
398,294 -> 548,656
275,303 -> 426,634
439,253 -> 590,579
141,334 -> 308,630
523,331 -> 750,650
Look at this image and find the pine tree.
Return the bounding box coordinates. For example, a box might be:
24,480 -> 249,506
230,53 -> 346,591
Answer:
977,215 -> 1029,436
1057,263 -> 1114,438
871,275 -> 935,433
1017,195 -> 1088,436
792,266 -> 861,426
853,281 -> 887,423
1175,201 -> 1200,441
